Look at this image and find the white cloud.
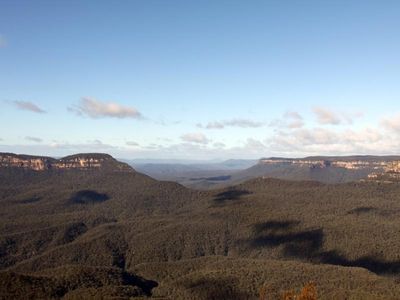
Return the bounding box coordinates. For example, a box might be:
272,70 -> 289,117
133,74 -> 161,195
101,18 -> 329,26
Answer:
25,136 -> 43,143
11,101 -> 46,113
69,97 -> 142,119
225,119 -> 264,128
4,107 -> 400,159
200,118 -> 265,129
205,121 -> 225,129
1,122 -> 397,160
181,132 -> 210,144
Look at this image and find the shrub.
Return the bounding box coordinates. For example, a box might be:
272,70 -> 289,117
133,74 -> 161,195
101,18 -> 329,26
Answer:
260,282 -> 317,300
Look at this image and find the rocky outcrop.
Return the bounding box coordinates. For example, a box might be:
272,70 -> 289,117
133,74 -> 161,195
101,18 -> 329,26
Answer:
260,158 -> 392,171
260,157 -> 400,182
0,153 -> 133,172
0,153 -> 55,171
260,159 -> 330,169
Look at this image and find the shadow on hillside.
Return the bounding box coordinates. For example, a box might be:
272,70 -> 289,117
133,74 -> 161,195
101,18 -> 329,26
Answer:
347,206 -> 377,215
213,189 -> 251,202
253,220 -> 300,234
69,190 -> 110,204
123,273 -> 158,296
19,196 -> 42,204
247,220 -> 400,275
347,206 -> 398,218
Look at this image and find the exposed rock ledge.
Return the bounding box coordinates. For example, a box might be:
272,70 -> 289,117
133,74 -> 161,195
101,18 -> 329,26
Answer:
0,152 -> 133,172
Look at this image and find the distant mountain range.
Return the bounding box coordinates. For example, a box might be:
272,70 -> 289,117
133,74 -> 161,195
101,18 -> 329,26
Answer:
128,159 -> 257,188
225,155 -> 400,185
127,155 -> 400,189
3,153 -> 400,188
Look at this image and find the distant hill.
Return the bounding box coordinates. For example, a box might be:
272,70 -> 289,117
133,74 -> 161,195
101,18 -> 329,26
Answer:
130,159 -> 257,187
185,155 -> 400,189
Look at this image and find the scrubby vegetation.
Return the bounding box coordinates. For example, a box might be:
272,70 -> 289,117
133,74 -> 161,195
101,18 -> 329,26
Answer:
3,160 -> 400,298
260,282 -> 317,300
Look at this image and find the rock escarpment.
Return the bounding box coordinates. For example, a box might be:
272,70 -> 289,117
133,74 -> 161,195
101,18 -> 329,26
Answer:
0,152 -> 133,172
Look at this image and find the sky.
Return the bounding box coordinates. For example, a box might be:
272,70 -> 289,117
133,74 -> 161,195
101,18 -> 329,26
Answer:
1,0 -> 400,160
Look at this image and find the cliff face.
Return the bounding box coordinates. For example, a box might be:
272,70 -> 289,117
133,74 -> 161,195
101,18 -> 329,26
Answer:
259,157 -> 400,182
0,153 -> 133,172
259,158 -> 391,170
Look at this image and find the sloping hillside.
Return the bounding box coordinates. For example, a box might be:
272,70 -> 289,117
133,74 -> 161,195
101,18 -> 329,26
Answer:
3,153 -> 400,299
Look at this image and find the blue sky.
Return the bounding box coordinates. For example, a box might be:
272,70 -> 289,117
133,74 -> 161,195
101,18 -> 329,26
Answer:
1,0 -> 400,159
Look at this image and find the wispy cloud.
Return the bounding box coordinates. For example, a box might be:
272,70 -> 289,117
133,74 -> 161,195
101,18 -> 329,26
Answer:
203,121 -> 225,129
283,111 -> 304,128
199,118 -> 265,129
312,107 -> 362,125
270,111 -> 304,129
313,107 -> 341,125
49,139 -> 116,151
68,97 -> 142,119
25,136 -> 43,143
11,100 -> 46,114
181,132 -> 210,144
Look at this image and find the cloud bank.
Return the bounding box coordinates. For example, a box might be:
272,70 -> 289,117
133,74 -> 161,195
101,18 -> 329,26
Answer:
4,104 -> 400,159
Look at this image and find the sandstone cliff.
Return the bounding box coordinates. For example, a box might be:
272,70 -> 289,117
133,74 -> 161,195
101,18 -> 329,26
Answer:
0,153 -> 133,172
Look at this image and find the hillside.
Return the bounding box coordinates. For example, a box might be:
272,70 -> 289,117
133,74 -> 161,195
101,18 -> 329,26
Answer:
3,153 -> 400,298
184,156 -> 400,189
